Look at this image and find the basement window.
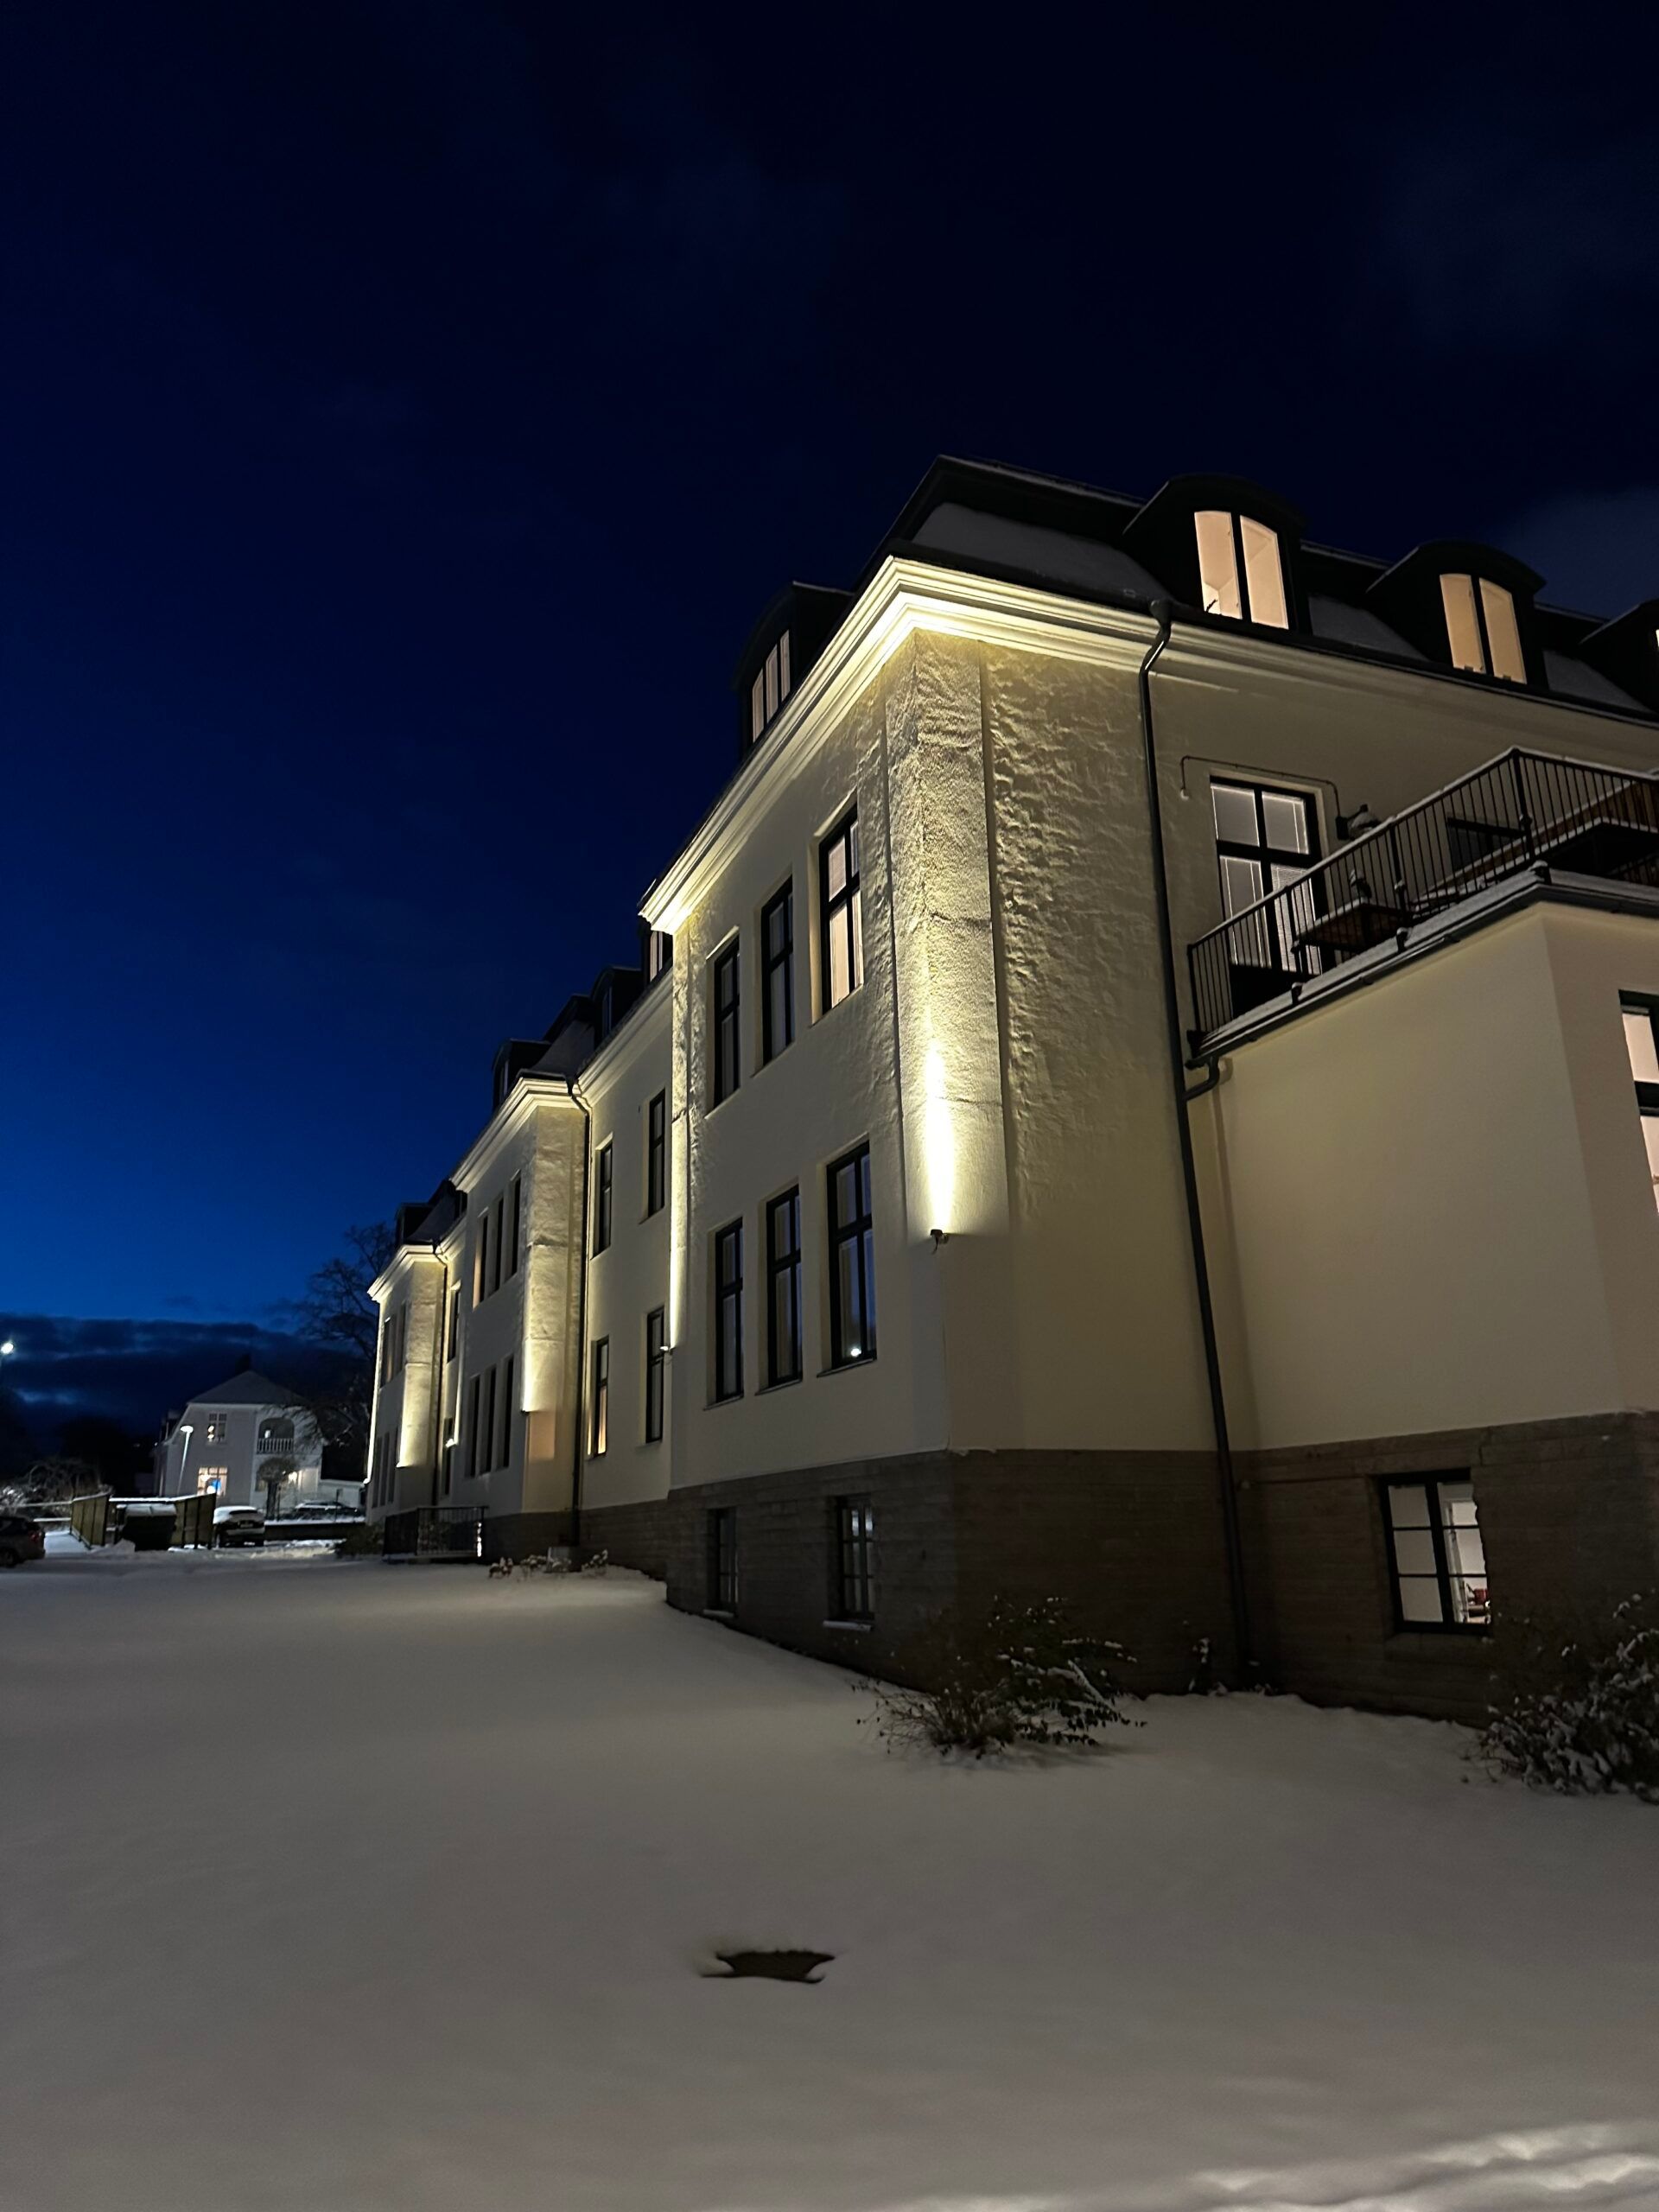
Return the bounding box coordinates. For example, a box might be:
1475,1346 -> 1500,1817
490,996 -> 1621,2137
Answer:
1382,1478 -> 1489,1631
1440,574 -> 1526,683
1195,512 -> 1289,628
1621,996 -> 1659,1211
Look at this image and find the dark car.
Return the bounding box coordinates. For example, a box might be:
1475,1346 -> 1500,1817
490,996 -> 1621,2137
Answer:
0,1513 -> 45,1568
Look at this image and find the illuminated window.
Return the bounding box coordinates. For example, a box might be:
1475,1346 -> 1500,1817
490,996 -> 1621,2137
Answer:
1621,996 -> 1659,1211
714,1222 -> 744,1402
711,941 -> 741,1104
827,1143 -> 876,1367
1382,1478 -> 1489,1630
820,808 -> 862,1011
708,1509 -> 737,1611
1195,512 -> 1289,627
766,1187 -> 802,1387
1211,780 -> 1321,981
1440,574 -> 1526,683
833,1496 -> 876,1621
645,1307 -> 666,1442
749,632 -> 792,743
761,881 -> 794,1062
590,1338 -> 608,1456
206,1416 -> 227,1444
646,1091 -> 667,1216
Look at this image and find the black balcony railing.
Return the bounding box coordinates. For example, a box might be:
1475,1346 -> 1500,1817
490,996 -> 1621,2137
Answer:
1187,747 -> 1659,1046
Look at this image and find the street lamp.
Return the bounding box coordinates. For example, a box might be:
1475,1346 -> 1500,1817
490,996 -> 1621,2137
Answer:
0,1340 -> 14,1358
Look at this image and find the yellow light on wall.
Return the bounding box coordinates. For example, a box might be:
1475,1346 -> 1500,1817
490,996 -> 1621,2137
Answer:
924,1046 -> 956,1238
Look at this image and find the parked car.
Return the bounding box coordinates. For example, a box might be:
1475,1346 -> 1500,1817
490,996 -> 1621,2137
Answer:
213,1506 -> 266,1548
0,1513 -> 46,1568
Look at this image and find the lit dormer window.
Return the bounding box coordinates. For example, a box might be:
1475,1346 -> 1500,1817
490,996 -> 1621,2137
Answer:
750,631 -> 792,742
1194,512 -> 1289,628
1440,575 -> 1526,683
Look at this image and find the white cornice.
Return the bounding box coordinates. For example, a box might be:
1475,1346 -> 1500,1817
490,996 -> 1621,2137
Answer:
644,555 -> 1659,931
574,975 -> 671,1102
451,1072 -> 582,1195
369,1246 -> 447,1304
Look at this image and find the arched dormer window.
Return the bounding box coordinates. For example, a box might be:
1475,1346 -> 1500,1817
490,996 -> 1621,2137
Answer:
1366,542 -> 1544,690
1122,475 -> 1306,633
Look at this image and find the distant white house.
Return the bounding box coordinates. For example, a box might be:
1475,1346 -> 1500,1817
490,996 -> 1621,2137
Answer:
155,1367 -> 354,1511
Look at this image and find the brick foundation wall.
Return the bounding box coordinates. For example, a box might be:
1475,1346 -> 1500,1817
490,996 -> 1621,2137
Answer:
582,1417 -> 1659,1723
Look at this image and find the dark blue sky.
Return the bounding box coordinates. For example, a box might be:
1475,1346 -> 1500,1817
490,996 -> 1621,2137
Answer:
5,3 -> 1658,1427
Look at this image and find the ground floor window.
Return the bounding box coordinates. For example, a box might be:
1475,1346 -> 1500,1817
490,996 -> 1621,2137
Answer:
708,1508 -> 737,1611
1621,996 -> 1659,1211
1382,1478 -> 1489,1630
833,1495 -> 876,1621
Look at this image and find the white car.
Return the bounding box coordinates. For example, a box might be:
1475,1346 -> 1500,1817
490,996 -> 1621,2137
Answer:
213,1506 -> 266,1549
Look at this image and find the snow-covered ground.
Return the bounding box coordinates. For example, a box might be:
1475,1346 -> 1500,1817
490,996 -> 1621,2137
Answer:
3,1555 -> 1657,2212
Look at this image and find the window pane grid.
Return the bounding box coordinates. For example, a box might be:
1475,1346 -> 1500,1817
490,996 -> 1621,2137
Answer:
646,1090 -> 667,1216
828,1143 -> 877,1367
591,1338 -> 609,1456
713,944 -> 741,1103
645,1307 -> 666,1442
835,1496 -> 875,1620
821,810 -> 862,1012
762,884 -> 795,1062
1383,1478 -> 1488,1631
714,1224 -> 743,1402
766,1189 -> 803,1386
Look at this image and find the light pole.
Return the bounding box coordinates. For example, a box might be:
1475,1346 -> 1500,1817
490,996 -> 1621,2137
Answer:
176,1421 -> 194,1498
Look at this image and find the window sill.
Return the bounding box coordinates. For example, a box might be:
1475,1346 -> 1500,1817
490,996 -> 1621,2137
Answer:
756,1374 -> 803,1397
705,1394 -> 744,1411
823,1618 -> 874,1633
818,1355 -> 877,1378
702,1608 -> 735,1621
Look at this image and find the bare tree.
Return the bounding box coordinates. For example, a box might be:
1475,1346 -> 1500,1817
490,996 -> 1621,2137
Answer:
293,1222 -> 395,1456
0,1456 -> 102,1514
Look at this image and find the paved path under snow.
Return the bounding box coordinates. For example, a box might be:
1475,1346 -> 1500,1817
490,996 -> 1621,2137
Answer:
3,1553 -> 1657,2212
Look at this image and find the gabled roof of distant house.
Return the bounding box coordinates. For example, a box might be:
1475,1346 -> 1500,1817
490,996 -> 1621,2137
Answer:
188,1369 -> 302,1408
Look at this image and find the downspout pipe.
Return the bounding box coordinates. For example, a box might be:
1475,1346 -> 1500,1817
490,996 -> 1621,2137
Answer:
1137,601 -> 1255,1678
568,1074 -> 592,1552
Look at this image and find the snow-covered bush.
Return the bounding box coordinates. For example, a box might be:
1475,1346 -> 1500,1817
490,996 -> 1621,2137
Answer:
333,1521 -> 384,1557
866,1598 -> 1141,1757
1478,1597 -> 1659,1802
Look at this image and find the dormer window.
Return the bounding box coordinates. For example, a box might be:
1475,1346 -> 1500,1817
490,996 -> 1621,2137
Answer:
1440,575 -> 1526,683
1194,512 -> 1289,628
750,632 -> 792,742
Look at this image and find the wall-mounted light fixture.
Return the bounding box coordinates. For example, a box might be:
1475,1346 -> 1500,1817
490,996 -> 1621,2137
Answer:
930,1227 -> 950,1249
1337,804 -> 1379,839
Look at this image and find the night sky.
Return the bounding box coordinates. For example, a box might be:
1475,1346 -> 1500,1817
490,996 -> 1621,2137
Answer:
6,3 -> 1658,1430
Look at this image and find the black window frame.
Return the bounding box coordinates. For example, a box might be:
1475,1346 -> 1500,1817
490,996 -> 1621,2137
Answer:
491,1193 -> 505,1295
474,1211 -> 489,1306
507,1173 -> 522,1277
819,807 -> 862,1013
711,939 -> 741,1104
498,1355 -> 515,1470
481,1364 -> 497,1473
645,1306 -> 666,1443
765,1186 -> 803,1388
645,1091 -> 667,1216
464,1373 -> 481,1479
446,1283 -> 460,1363
833,1495 -> 876,1622
1380,1476 -> 1490,1635
708,1508 -> 738,1612
713,1221 -> 744,1402
760,880 -> 795,1063
1211,779 -> 1325,1000
590,1337 -> 609,1457
594,1141 -> 613,1255
826,1141 -> 877,1369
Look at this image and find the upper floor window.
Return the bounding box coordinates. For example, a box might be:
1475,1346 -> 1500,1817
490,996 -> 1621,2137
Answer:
474,1210 -> 490,1306
645,1306 -> 666,1442
761,882 -> 794,1062
821,809 -> 862,1011
714,1221 -> 744,1402
507,1174 -> 522,1277
206,1416 -> 227,1444
766,1187 -> 803,1388
646,929 -> 673,982
1211,780 -> 1320,980
1440,574 -> 1526,683
712,941 -> 741,1104
447,1284 -> 460,1362
594,1142 -> 613,1255
646,1090 -> 667,1216
827,1142 -> 876,1367
1195,512 -> 1289,628
1622,997 -> 1659,1211
750,631 -> 792,742
590,1338 -> 609,1457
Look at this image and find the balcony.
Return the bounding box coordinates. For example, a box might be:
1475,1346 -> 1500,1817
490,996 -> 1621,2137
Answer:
1188,748 -> 1659,1048
256,1431 -> 296,1456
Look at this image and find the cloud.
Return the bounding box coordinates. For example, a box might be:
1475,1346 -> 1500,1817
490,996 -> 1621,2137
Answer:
0,1314 -> 346,1438
1376,121 -> 1659,347
1498,486 -> 1659,614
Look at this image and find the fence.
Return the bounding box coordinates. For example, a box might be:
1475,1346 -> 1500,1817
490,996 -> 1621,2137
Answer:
1187,747 -> 1659,1044
383,1506 -> 485,1562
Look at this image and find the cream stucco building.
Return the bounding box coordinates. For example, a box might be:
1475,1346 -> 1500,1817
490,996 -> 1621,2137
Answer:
365,459 -> 1659,1716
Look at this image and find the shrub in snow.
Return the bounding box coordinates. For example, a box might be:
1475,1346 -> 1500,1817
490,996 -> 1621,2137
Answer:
1478,1597 -> 1659,1802
866,1597 -> 1141,1757
333,1522 -> 384,1557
